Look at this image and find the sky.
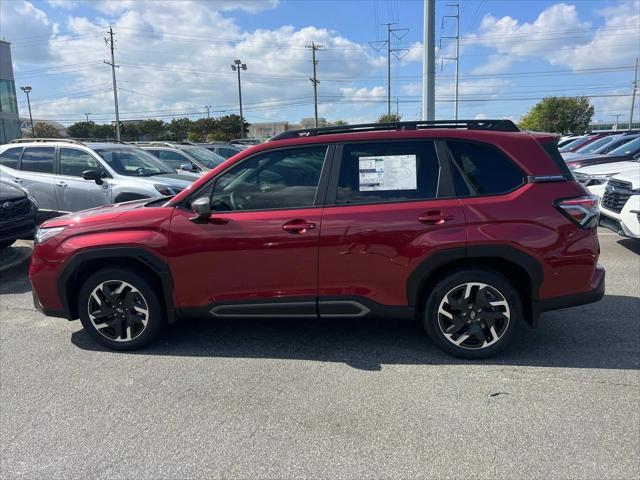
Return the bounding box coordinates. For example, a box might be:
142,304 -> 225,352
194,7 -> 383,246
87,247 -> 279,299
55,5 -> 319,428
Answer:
1,0 -> 639,127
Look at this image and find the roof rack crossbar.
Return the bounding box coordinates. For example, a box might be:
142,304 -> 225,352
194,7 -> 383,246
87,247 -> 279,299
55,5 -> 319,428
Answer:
268,119 -> 519,141
10,138 -> 84,145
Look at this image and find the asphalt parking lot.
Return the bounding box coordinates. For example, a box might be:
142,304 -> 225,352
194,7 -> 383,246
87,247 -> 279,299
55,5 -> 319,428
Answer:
0,232 -> 638,479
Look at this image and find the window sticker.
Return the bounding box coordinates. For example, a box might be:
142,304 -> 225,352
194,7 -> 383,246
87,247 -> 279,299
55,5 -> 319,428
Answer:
358,154 -> 417,191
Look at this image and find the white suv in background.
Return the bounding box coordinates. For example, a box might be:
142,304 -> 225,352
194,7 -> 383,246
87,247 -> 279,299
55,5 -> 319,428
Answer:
598,166 -> 640,239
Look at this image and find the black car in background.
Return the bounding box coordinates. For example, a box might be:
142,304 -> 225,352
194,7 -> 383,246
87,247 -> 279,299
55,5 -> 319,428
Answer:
0,180 -> 38,249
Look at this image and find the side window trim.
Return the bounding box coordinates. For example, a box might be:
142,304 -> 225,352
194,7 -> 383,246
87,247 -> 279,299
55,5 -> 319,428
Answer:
325,138 -> 448,207
181,144 -> 334,212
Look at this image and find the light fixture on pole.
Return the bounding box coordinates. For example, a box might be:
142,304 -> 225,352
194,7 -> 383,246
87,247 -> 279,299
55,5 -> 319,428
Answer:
84,112 -> 91,122
231,59 -> 247,138
20,85 -> 35,137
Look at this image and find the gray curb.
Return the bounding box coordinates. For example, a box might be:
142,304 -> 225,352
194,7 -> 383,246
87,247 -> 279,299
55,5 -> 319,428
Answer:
0,241 -> 33,275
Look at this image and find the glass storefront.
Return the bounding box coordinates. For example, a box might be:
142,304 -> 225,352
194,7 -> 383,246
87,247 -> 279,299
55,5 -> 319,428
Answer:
0,79 -> 18,114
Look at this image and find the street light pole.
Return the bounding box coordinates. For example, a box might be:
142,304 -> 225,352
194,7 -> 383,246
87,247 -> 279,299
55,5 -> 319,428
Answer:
231,59 -> 247,138
20,85 -> 35,137
205,105 -> 212,118
84,112 -> 91,122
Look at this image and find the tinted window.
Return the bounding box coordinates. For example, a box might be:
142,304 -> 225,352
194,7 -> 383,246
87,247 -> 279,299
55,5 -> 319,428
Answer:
21,147 -> 55,174
607,137 -> 640,157
540,140 -> 570,175
210,146 -> 327,211
0,147 -> 22,169
218,147 -> 239,158
94,147 -> 174,177
336,141 -> 439,205
60,148 -> 100,177
448,141 -> 524,196
158,150 -> 192,170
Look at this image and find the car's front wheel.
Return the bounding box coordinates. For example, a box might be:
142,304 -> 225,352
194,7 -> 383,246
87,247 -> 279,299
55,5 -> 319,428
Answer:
423,269 -> 521,359
78,268 -> 164,350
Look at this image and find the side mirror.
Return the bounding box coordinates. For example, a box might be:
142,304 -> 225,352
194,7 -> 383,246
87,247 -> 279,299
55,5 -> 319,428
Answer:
82,169 -> 103,185
189,197 -> 211,223
180,163 -> 195,171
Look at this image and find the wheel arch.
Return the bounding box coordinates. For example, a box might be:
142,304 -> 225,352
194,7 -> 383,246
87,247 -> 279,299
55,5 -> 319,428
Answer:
59,247 -> 175,323
407,246 -> 543,327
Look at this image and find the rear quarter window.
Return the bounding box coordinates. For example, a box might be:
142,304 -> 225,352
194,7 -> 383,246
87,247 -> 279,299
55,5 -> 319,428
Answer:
448,140 -> 524,197
0,147 -> 22,169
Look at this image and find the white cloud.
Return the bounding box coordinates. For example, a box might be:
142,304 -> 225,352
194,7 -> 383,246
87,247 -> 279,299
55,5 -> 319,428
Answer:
11,1 -> 386,124
468,1 -> 640,71
0,1 -> 57,65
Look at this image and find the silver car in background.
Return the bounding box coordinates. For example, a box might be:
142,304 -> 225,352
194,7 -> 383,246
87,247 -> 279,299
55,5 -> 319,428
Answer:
0,139 -> 196,218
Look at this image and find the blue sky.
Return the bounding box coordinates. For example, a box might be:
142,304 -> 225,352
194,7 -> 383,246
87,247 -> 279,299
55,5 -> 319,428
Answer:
2,0 -> 639,126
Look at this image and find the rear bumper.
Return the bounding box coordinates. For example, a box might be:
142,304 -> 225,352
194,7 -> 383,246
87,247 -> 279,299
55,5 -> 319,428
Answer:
537,265 -> 605,313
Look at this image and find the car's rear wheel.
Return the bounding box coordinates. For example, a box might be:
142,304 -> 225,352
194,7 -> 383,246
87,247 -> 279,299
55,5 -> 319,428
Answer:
78,268 -> 164,350
423,269 -> 520,359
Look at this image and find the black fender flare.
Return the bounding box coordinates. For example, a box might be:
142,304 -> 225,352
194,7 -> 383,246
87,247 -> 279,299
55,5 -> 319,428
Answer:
58,246 -> 175,322
406,245 -> 543,306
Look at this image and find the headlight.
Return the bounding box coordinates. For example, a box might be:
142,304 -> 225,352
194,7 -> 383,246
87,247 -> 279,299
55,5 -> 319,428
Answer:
34,226 -> 65,244
154,184 -> 175,196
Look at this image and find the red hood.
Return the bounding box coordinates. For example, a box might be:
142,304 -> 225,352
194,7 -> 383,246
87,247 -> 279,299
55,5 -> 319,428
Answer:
42,198 -> 153,228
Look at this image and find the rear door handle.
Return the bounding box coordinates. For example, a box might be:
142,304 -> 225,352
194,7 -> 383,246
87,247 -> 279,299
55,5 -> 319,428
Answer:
55,181 -> 67,188
12,177 -> 22,184
282,219 -> 316,234
418,211 -> 454,225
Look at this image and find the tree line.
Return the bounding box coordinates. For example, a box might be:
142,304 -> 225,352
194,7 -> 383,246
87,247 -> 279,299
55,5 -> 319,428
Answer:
58,115 -> 249,142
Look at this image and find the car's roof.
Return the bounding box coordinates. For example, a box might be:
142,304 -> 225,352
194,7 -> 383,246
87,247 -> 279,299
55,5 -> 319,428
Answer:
86,142 -> 136,149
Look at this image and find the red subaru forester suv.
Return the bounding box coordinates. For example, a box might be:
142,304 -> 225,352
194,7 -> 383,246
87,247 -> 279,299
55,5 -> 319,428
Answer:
29,120 -> 604,358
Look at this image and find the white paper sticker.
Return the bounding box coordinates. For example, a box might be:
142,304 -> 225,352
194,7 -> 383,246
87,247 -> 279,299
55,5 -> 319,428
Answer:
358,154 -> 417,191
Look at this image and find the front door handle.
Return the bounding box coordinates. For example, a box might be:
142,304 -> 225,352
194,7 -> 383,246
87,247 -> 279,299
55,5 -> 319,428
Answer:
418,211 -> 454,225
55,181 -> 67,188
12,177 -> 22,184
282,219 -> 316,234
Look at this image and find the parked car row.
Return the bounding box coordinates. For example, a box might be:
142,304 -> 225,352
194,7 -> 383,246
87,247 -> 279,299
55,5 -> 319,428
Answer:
567,133 -> 640,240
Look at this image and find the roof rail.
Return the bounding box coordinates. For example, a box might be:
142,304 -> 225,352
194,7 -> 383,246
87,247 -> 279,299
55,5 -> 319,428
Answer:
268,119 -> 519,142
10,138 -> 84,145
73,138 -> 126,144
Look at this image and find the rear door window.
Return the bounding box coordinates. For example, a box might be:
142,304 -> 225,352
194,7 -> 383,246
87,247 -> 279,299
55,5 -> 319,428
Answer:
335,141 -> 440,205
59,148 -> 100,177
21,147 -> 55,174
0,147 -> 22,169
447,141 -> 524,196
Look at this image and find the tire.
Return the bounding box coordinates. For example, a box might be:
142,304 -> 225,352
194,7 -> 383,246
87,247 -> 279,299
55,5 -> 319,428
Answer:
0,239 -> 16,249
422,269 -> 521,359
77,267 -> 165,350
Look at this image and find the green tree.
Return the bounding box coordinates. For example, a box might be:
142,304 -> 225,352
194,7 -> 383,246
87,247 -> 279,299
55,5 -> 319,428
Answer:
92,123 -> 115,138
136,119 -> 165,140
189,117 -> 218,142
33,122 -> 60,138
376,113 -> 402,123
333,120 -> 349,125
209,114 -> 248,141
158,118 -> 192,141
67,121 -> 96,139
518,96 -> 594,133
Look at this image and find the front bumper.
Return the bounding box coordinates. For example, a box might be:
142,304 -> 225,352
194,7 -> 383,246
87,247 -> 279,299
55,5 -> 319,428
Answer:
599,193 -> 640,239
0,217 -> 37,243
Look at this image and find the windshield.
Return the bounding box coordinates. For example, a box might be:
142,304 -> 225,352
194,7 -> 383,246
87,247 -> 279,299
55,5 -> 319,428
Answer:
180,146 -> 225,169
607,137 -> 640,157
94,147 -> 175,177
559,136 -> 594,152
575,136 -> 618,154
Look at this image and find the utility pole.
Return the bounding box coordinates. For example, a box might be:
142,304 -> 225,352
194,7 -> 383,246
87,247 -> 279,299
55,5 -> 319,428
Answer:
370,23 -> 409,118
104,26 -> 121,141
231,59 -> 247,138
396,97 -> 399,116
611,114 -> 622,130
629,57 -> 638,131
441,3 -> 460,120
423,0 -> 436,120
84,112 -> 91,122
205,105 -> 212,118
306,42 -> 323,128
20,85 -> 35,137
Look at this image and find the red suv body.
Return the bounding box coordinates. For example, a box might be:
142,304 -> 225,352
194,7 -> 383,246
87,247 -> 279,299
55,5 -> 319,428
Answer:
29,120 -> 604,358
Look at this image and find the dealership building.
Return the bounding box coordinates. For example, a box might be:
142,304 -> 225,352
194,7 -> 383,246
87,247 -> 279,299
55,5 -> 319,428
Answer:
0,40 -> 21,144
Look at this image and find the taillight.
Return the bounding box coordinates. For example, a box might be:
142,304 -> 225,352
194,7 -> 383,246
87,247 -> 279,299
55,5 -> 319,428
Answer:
556,195 -> 599,228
